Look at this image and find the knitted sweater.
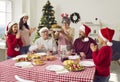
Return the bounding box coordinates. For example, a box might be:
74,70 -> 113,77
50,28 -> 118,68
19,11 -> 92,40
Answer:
92,46 -> 112,76
73,37 -> 96,59
6,34 -> 23,57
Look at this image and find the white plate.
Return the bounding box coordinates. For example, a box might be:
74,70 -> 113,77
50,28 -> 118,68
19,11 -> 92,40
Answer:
35,52 -> 47,56
79,61 -> 95,67
46,65 -> 64,72
12,54 -> 27,60
15,62 -> 33,68
68,55 -> 80,60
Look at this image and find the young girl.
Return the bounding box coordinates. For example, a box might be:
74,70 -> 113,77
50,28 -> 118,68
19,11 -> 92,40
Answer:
6,22 -> 23,59
90,27 -> 115,82
19,13 -> 35,54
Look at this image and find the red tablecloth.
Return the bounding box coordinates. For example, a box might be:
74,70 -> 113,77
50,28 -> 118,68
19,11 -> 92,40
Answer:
0,57 -> 95,82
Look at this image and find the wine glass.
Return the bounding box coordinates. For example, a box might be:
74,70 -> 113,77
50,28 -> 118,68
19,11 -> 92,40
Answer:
71,49 -> 76,56
60,45 -> 67,55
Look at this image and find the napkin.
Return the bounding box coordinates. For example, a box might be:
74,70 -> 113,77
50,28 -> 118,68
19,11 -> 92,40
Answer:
56,69 -> 69,74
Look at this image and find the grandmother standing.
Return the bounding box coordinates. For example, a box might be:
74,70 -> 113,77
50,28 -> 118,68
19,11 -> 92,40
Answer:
52,13 -> 74,54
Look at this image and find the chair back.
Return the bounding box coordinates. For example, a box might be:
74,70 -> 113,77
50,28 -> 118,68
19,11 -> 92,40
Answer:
112,40 -> 120,60
14,75 -> 35,82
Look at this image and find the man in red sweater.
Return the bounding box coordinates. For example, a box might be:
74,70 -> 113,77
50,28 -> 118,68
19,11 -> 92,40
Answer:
73,24 -> 96,59
90,27 -> 115,82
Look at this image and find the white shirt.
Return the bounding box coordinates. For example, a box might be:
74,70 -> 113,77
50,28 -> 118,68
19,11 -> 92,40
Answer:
29,37 -> 57,52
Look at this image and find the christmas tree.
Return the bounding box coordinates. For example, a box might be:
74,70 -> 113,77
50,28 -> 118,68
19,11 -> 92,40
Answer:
33,0 -> 57,42
40,0 -> 57,28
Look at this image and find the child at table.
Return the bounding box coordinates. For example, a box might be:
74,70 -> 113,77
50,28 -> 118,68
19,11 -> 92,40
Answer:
6,22 -> 23,59
90,27 -> 115,82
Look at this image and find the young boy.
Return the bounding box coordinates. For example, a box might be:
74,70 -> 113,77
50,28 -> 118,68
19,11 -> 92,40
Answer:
90,27 -> 115,82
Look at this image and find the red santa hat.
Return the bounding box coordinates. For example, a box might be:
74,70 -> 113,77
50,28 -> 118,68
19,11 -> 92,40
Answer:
6,22 -> 16,31
6,22 -> 17,34
99,27 -> 115,46
79,24 -> 91,41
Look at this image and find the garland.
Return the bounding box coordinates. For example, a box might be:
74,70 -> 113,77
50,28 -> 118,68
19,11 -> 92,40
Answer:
70,12 -> 80,23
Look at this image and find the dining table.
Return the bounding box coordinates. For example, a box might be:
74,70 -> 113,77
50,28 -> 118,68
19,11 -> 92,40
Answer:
0,55 -> 95,82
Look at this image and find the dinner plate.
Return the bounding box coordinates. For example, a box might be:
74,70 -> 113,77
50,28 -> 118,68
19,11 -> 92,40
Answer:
35,52 -> 47,56
79,61 -> 95,67
12,54 -> 27,60
46,65 -> 64,72
15,62 -> 33,68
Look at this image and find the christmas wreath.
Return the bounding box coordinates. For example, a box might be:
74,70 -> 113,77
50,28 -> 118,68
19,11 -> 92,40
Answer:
70,12 -> 80,23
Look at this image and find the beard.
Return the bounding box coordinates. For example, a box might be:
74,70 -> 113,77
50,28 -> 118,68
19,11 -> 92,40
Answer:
79,34 -> 85,40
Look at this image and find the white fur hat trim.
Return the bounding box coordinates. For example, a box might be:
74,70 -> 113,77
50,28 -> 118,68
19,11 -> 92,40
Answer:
21,13 -> 28,18
79,25 -> 85,32
39,27 -> 48,34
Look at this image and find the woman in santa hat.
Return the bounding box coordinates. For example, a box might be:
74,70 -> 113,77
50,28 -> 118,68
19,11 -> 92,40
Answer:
90,27 -> 115,82
6,22 -> 23,59
19,13 -> 35,54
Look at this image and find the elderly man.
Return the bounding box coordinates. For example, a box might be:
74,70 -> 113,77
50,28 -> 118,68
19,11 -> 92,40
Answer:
73,24 -> 97,59
29,27 -> 57,53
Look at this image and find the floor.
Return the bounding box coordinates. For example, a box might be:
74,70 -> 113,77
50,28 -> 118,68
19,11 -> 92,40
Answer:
110,60 -> 120,82
0,49 -> 6,62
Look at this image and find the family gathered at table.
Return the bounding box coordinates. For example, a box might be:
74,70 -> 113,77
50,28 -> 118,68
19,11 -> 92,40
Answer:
0,13 -> 115,82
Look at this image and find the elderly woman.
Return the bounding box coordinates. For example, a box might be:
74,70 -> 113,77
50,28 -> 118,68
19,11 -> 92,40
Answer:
52,14 -> 74,54
29,27 -> 57,53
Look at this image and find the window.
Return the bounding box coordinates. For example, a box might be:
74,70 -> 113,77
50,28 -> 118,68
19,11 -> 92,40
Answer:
0,0 -> 12,38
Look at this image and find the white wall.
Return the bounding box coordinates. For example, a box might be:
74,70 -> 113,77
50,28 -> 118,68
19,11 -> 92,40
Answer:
13,0 -> 120,40
12,0 -> 22,22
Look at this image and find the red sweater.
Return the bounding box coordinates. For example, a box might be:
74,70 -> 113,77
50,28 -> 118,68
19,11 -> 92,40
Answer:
92,46 -> 112,76
6,34 -> 23,57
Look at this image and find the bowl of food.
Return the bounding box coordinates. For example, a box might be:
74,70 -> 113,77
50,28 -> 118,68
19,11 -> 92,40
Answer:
32,59 -> 45,66
35,53 -> 47,61
68,55 -> 80,64
51,24 -> 62,31
46,55 -> 56,61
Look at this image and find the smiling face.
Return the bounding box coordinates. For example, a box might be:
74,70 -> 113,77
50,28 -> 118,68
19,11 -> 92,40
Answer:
11,24 -> 18,34
79,30 -> 85,39
11,23 -> 18,34
40,30 -> 49,40
62,21 -> 69,30
22,16 -> 28,23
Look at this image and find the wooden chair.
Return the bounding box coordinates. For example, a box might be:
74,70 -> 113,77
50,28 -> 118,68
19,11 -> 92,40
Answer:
112,40 -> 120,66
